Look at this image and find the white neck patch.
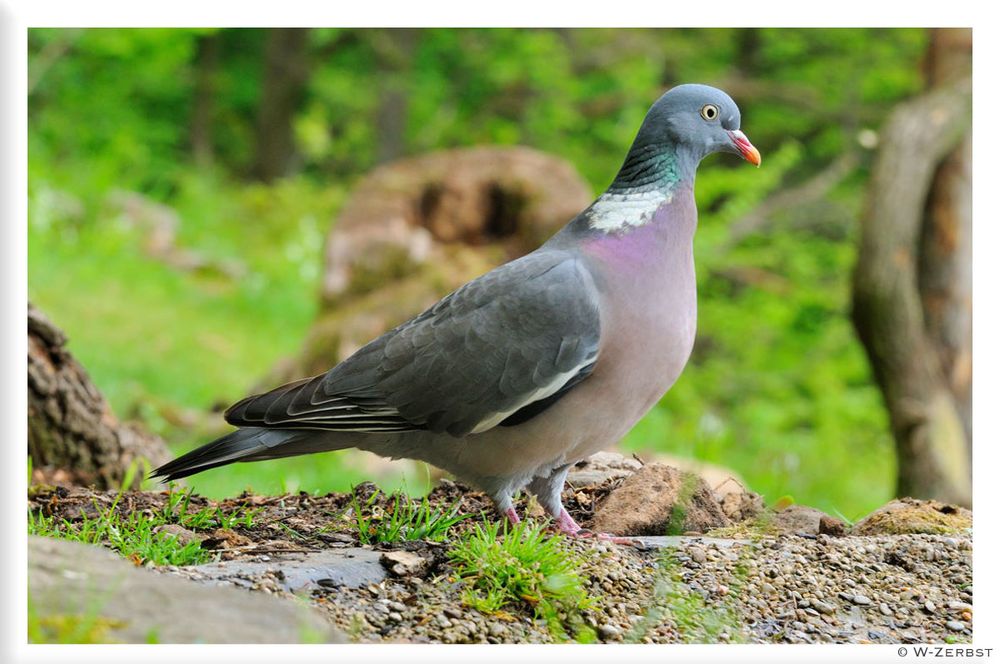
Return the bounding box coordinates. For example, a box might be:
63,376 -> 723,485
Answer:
587,189 -> 671,233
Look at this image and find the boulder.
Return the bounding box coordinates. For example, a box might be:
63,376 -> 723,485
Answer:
770,504 -> 847,536
590,464 -> 731,536
28,536 -> 343,643
260,145 -> 593,388
851,497 -> 972,536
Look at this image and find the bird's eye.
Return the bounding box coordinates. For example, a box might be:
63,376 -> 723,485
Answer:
700,104 -> 719,121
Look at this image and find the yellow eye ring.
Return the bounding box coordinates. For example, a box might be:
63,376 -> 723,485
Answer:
700,104 -> 720,121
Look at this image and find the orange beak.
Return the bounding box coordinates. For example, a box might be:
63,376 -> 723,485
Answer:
728,129 -> 761,167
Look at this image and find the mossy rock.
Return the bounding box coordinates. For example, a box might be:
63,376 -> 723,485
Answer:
851,497 -> 972,536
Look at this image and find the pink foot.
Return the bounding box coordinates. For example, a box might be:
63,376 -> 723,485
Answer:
555,509 -> 637,546
504,507 -> 521,524
555,508 -> 583,535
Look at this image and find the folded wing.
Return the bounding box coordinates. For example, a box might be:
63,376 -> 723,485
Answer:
225,251 -> 602,438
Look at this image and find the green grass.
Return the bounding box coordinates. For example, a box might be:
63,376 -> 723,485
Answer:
348,488 -> 471,544
27,598 -> 132,644
448,520 -> 596,642
28,487 -> 260,566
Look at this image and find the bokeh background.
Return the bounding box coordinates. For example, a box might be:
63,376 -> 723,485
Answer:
28,28 -> 965,520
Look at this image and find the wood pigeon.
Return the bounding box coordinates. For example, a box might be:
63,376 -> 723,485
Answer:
152,84 -> 761,537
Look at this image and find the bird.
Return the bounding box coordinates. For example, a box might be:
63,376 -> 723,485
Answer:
152,83 -> 760,538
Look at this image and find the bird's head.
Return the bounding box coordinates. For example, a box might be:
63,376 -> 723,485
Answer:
636,83 -> 761,167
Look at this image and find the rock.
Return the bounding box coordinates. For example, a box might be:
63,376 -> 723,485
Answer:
851,498 -> 972,536
180,547 -> 386,591
590,464 -> 731,536
152,524 -> 200,547
946,621 -> 966,632
263,145 -> 594,388
597,624 -> 621,640
380,550 -> 429,577
771,505 -> 845,536
200,528 -> 253,550
651,454 -> 749,501
819,515 -> 848,537
812,600 -> 835,615
852,595 -> 872,606
566,451 -> 642,487
28,536 -> 342,643
719,488 -> 766,522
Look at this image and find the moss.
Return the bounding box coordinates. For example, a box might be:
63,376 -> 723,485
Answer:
851,500 -> 972,536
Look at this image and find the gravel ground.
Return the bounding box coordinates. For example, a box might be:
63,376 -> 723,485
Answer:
297,532 -> 972,644
30,482 -> 973,644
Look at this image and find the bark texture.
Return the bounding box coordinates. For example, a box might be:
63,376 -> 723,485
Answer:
27,303 -> 171,489
851,68 -> 972,505
920,28 -> 973,445
251,28 -> 311,182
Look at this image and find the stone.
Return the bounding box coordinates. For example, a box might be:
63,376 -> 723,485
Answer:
380,550 -> 430,577
591,464 -> 731,536
597,624 -> 621,640
851,498 -> 972,536
28,536 -> 342,643
719,488 -> 766,522
812,600 -> 835,615
152,524 -> 200,547
819,515 -> 848,537
946,621 -> 966,632
181,547 -> 386,591
771,505 -> 846,537
566,451 -> 643,487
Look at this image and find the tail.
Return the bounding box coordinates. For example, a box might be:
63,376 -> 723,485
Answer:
150,427 -> 326,482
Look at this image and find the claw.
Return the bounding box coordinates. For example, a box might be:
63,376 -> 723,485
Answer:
554,509 -> 639,546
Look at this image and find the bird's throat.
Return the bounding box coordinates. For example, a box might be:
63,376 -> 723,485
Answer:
586,145 -> 691,234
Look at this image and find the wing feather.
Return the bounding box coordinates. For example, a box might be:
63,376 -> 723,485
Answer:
225,251 -> 601,437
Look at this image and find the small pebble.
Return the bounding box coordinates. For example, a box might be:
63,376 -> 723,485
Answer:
812,600 -> 835,615
597,624 -> 621,640
946,621 -> 966,632
852,595 -> 872,606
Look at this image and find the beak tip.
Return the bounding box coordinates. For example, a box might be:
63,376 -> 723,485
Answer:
729,129 -> 761,168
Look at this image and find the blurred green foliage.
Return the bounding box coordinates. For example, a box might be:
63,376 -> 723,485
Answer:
28,28 -> 928,518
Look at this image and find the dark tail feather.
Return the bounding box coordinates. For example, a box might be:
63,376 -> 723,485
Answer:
150,427 -> 301,482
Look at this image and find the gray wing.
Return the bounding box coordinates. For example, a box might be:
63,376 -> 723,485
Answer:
225,250 -> 602,437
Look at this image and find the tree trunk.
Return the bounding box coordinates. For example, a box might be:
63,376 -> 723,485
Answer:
250,28 -> 311,182
851,69 -> 972,505
919,28 -> 973,446
27,303 -> 171,489
371,29 -> 419,164
190,32 -> 221,167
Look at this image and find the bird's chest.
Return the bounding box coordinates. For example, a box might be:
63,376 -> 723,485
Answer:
602,250 -> 697,408
582,202 -> 699,424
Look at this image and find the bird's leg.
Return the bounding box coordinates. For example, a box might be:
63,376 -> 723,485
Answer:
555,507 -> 583,535
490,489 -> 521,526
528,466 -> 639,546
